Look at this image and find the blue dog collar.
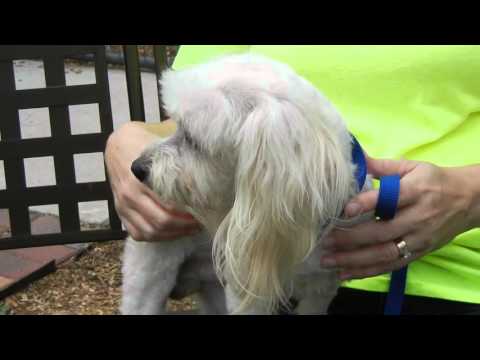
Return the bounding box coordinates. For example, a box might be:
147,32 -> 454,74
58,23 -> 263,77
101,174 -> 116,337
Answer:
350,133 -> 406,315
350,134 -> 367,192
350,134 -> 400,220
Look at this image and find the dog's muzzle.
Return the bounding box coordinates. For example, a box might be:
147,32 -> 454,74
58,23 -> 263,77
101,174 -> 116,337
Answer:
131,158 -> 149,182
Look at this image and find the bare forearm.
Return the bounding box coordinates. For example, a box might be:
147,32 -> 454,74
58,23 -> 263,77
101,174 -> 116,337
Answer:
108,121 -> 159,154
106,120 -> 175,165
142,119 -> 177,138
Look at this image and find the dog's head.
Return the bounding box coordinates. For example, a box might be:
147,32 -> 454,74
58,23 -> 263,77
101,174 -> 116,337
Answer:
132,54 -> 357,313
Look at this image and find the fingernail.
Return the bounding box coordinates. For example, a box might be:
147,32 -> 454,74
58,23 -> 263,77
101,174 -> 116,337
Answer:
345,202 -> 361,218
321,257 -> 337,268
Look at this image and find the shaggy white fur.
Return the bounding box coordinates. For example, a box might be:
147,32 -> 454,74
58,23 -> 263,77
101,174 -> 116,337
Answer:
121,54 -> 370,315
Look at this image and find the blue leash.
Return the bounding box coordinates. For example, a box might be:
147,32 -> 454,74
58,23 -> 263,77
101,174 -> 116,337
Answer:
351,135 -> 407,315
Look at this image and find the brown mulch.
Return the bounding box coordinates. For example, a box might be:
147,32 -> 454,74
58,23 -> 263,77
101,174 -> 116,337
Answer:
4,230 -> 197,315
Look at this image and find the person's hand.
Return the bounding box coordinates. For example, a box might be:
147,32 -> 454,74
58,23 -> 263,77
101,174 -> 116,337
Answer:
321,156 -> 480,280
105,121 -> 202,242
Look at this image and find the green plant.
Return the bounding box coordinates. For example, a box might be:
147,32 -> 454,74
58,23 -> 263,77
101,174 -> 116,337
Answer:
0,302 -> 10,315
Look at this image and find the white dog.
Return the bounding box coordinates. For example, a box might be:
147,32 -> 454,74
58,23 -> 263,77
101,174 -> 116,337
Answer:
121,54 -> 370,315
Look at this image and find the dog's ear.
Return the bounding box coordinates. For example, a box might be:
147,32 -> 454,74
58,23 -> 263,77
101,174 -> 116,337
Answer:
213,95 -> 355,313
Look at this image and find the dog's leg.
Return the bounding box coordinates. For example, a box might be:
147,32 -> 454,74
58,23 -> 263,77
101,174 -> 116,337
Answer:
121,237 -> 195,315
296,291 -> 338,315
295,272 -> 340,315
196,281 -> 228,315
224,284 -> 270,315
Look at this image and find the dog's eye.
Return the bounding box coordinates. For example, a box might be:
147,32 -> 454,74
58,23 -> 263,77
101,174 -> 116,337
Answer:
184,131 -> 193,145
184,131 -> 199,150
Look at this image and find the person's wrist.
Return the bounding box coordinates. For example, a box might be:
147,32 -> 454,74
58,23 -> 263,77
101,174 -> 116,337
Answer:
469,165 -> 480,228
457,165 -> 480,229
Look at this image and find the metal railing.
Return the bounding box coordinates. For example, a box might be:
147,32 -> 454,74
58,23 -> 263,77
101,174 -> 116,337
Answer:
0,45 -> 172,250
123,45 -> 170,121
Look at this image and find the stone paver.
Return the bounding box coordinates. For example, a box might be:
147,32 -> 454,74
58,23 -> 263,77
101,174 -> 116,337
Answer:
11,246 -> 77,266
0,251 -> 47,280
0,276 -> 13,291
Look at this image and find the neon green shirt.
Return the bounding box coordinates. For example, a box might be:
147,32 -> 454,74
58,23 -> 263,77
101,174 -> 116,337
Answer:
173,45 -> 480,304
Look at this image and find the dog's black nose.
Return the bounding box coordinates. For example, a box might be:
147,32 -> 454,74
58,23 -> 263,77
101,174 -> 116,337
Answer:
131,159 -> 149,182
